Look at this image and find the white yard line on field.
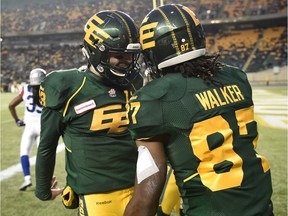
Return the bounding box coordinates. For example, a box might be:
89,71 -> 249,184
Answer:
0,143 -> 65,182
253,89 -> 288,129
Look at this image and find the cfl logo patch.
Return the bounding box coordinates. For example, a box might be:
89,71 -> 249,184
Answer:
140,19 -> 158,50
84,14 -> 110,48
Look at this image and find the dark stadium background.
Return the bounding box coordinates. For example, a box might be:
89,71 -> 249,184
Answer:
1,0 -> 287,92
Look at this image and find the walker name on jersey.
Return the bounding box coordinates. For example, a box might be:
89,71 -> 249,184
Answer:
74,99 -> 96,114
195,85 -> 245,110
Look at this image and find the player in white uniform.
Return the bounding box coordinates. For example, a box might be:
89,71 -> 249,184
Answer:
8,68 -> 46,191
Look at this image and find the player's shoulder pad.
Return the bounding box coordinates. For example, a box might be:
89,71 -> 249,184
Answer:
131,74 -> 186,102
130,78 -> 168,101
41,69 -> 85,109
223,64 -> 248,80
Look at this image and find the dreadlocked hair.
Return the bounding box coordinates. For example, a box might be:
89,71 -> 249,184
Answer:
162,53 -> 224,87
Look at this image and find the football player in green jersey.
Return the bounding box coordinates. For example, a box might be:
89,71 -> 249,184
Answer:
35,10 -> 143,215
124,4 -> 273,216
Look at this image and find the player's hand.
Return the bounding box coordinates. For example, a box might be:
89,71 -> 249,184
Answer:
16,119 -> 25,127
50,176 -> 63,200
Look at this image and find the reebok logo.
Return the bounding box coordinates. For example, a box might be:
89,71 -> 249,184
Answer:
96,200 -> 112,205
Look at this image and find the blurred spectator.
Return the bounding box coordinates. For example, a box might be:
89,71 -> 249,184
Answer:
1,0 -> 287,86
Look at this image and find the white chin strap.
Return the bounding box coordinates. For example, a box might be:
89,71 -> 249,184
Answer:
158,48 -> 206,69
110,69 -> 125,77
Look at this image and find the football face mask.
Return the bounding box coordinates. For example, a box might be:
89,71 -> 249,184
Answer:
82,10 -> 141,87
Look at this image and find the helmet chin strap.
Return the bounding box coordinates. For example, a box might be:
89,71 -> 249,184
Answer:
110,69 -> 126,77
89,64 -> 102,77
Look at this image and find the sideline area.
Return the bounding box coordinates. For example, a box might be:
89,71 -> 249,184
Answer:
0,143 -> 65,181
253,88 -> 287,129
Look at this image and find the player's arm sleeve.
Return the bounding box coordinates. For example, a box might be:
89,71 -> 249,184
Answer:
35,107 -> 63,201
127,97 -> 166,140
124,137 -> 167,216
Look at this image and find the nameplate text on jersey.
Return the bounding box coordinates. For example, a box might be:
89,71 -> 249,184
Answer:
195,85 -> 245,110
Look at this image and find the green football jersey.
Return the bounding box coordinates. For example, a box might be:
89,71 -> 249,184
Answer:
35,68 -> 137,200
127,65 -> 273,215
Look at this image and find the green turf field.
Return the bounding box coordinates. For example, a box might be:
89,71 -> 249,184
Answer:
0,92 -> 77,216
0,85 -> 287,216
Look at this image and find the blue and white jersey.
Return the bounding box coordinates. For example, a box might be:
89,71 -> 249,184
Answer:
21,84 -> 42,123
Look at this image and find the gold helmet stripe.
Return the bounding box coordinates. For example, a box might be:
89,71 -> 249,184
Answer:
175,5 -> 195,50
84,14 -> 104,30
112,11 -> 133,43
84,14 -> 110,47
157,7 -> 181,55
182,6 -> 200,26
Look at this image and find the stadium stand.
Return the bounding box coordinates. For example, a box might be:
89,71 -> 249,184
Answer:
1,0 -> 287,91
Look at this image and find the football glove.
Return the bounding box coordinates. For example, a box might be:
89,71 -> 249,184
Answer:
61,185 -> 79,209
16,119 -> 25,127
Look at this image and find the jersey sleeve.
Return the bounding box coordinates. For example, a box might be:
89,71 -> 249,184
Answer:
127,79 -> 171,140
35,69 -> 80,200
39,70 -> 83,110
35,107 -> 64,200
128,97 -> 165,139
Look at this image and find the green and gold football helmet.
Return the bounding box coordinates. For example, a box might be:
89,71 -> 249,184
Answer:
82,10 -> 141,87
140,4 -> 206,78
